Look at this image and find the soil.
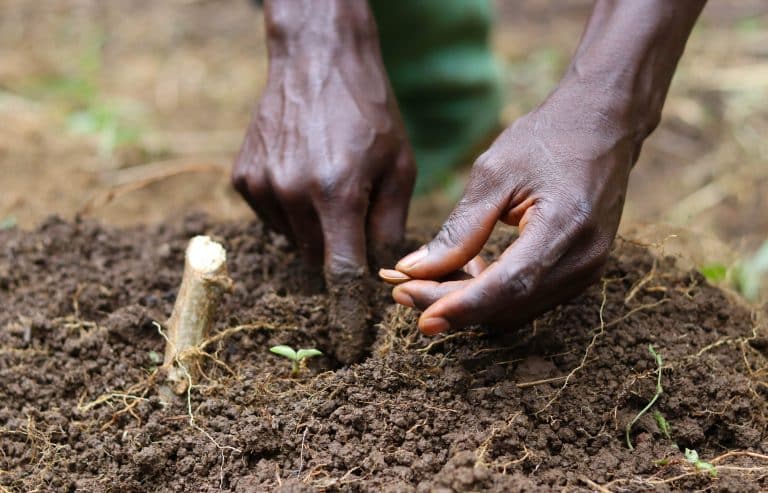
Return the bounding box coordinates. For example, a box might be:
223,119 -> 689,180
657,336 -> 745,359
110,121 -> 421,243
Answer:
1,216 -> 767,492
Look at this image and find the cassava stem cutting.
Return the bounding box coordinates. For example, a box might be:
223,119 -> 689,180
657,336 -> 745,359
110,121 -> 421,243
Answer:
162,236 -> 233,395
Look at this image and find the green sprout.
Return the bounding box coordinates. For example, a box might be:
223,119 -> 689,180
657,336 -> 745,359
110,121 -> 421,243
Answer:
270,345 -> 323,377
146,350 -> 162,373
684,448 -> 717,478
653,410 -> 671,440
626,345 -> 664,450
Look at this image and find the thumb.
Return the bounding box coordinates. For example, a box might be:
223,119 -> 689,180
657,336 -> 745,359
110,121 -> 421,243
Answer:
396,177 -> 502,279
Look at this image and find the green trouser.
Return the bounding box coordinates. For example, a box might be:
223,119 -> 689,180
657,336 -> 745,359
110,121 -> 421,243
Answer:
369,0 -> 502,193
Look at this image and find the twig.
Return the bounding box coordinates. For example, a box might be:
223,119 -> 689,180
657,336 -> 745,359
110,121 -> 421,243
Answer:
516,376 -> 567,389
79,161 -> 226,215
579,475 -> 613,493
711,450 -> 768,464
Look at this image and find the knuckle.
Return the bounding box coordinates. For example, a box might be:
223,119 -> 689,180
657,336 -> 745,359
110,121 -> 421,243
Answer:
509,271 -> 537,300
496,263 -> 541,303
572,238 -> 612,284
272,173 -> 307,204
470,156 -> 498,182
435,218 -> 466,249
473,154 -> 497,176
231,163 -> 263,197
231,165 -> 249,194
314,176 -> 368,210
464,285 -> 493,317
566,197 -> 597,236
469,160 -> 508,201
325,251 -> 367,279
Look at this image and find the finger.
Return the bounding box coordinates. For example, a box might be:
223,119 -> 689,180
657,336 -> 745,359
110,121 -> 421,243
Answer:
381,254 -> 483,285
367,149 -> 416,267
232,162 -> 293,240
319,196 -> 371,364
463,255 -> 488,277
418,202 -> 579,333
379,268 -> 412,285
395,170 -> 502,279
392,279 -> 469,312
284,199 -> 324,266
318,196 -> 370,280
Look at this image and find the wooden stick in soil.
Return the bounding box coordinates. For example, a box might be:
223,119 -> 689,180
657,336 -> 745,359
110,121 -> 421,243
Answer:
162,236 -> 232,396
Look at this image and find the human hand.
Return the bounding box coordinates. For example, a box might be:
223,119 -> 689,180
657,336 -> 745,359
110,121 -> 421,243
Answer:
232,1 -> 415,283
385,81 -> 639,335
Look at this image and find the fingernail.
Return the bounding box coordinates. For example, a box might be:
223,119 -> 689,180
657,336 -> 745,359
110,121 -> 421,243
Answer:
378,268 -> 412,285
392,288 -> 415,308
420,317 -> 450,335
396,248 -> 428,272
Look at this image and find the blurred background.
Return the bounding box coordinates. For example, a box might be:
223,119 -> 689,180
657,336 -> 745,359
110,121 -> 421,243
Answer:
0,0 -> 766,301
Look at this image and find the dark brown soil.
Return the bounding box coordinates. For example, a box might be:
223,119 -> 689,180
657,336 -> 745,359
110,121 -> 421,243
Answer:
1,216 -> 767,492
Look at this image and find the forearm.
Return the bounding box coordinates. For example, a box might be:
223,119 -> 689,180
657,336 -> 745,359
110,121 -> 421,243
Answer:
261,0 -> 391,104
561,0 -> 706,140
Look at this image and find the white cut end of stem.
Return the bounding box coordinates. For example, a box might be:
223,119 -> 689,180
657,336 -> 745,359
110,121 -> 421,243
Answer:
162,235 -> 232,396
187,236 -> 226,273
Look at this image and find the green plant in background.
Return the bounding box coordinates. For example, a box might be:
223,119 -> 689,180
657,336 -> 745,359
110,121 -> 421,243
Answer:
699,262 -> 729,283
734,15 -> 763,34
68,102 -> 143,154
684,448 -> 718,477
735,240 -> 768,301
270,345 -> 323,377
626,345 -> 664,450
18,32 -> 145,155
0,216 -> 17,230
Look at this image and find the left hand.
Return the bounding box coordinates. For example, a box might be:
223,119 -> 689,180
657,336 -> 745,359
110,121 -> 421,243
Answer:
385,82 -> 641,335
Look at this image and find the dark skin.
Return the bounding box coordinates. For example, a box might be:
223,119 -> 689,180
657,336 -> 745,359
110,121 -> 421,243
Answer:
232,0 -> 415,281
234,0 -> 706,336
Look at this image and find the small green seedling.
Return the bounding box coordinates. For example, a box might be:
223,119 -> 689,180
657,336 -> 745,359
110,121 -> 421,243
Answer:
146,350 -> 162,372
148,350 -> 162,364
685,448 -> 717,478
653,410 -> 671,440
270,345 -> 323,377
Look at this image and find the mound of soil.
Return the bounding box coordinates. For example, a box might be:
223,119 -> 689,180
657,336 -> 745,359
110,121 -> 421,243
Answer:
1,216 -> 767,492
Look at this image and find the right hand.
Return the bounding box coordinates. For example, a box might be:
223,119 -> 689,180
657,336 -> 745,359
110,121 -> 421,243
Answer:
232,2 -> 415,282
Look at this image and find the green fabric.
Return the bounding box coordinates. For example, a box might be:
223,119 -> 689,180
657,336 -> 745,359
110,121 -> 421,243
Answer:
370,0 -> 502,192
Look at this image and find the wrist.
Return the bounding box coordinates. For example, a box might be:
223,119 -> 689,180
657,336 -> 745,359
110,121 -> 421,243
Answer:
264,0 -> 380,59
555,69 -> 662,144
560,0 -> 705,140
